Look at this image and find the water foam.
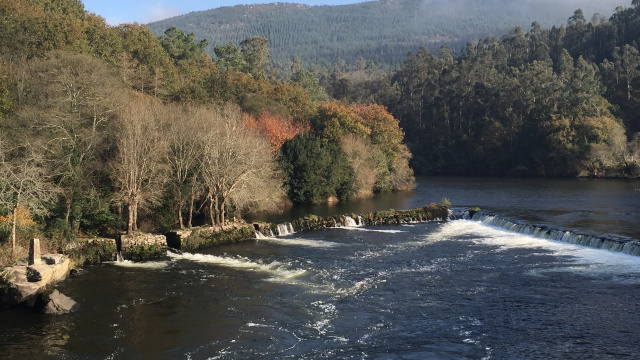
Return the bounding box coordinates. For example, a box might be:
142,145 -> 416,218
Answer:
472,213 -> 640,256
258,237 -> 340,248
108,260 -> 170,269
335,227 -> 406,234
432,220 -> 640,279
167,251 -> 306,279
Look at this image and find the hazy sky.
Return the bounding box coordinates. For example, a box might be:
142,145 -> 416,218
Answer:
82,1 -> 369,25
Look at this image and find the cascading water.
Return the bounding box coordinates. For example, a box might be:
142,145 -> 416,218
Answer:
472,212 -> 640,256
277,223 -> 295,236
117,251 -> 124,262
343,216 -> 359,227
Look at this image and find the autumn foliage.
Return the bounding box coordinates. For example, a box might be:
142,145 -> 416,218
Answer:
243,111 -> 309,150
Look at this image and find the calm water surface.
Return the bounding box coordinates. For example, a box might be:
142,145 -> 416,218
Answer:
1,177 -> 639,359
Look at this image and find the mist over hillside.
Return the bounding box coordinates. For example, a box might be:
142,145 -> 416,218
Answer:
148,0 -> 628,68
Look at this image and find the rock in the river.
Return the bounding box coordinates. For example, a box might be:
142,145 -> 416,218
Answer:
33,290 -> 78,315
0,254 -> 71,309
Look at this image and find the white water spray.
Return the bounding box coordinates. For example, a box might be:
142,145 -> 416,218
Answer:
471,213 -> 640,257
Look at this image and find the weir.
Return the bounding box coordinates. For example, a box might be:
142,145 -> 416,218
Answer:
254,203 -> 450,239
471,213 -> 640,257
276,223 -> 295,236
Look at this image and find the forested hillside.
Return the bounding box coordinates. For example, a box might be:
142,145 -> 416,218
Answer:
147,0 -> 622,69
0,0 -> 413,264
331,4 -> 640,177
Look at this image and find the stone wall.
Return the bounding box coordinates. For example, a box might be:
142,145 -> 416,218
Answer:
169,227 -> 255,252
66,238 -> 117,264
117,234 -> 167,261
254,203 -> 451,234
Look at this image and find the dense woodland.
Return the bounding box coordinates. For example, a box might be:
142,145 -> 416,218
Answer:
0,0 -> 413,263
329,5 -> 640,177
147,0 -> 621,69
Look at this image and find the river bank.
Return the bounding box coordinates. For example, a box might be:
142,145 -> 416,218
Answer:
0,202 -> 451,311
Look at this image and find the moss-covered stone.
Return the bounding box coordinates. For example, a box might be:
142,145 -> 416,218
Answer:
66,238 -> 117,265
180,226 -> 256,252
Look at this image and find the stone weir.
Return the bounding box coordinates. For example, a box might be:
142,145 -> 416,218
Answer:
255,203 -> 451,236
117,233 -> 167,261
167,203 -> 451,251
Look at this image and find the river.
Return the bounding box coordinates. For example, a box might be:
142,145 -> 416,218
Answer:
1,177 -> 639,359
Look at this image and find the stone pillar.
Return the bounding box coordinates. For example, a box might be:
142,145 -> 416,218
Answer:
29,238 -> 42,265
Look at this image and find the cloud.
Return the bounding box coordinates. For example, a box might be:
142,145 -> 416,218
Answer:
143,4 -> 184,23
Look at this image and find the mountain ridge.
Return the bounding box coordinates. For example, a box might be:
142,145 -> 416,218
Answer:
147,0 -> 625,68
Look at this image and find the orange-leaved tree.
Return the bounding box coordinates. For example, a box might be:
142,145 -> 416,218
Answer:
243,111 -> 309,150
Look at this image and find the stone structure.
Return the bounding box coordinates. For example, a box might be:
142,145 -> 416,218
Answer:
118,234 -> 167,260
165,230 -> 192,249
29,238 -> 42,265
1,254 -> 71,309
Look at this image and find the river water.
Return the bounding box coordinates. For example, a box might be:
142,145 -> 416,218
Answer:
1,177 -> 640,359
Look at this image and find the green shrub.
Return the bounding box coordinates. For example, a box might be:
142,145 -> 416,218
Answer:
280,135 -> 354,203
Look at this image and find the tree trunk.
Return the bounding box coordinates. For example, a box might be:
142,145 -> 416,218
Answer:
64,197 -> 72,224
127,202 -> 134,235
11,206 -> 17,258
214,195 -> 221,226
219,196 -> 226,226
178,201 -> 184,229
208,193 -> 215,227
188,192 -> 195,229
133,200 -> 138,232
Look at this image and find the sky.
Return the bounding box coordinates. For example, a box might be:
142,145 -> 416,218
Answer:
81,1 -> 369,25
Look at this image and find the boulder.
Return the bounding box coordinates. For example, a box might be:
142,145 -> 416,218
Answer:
33,290 -> 78,315
0,254 -> 71,309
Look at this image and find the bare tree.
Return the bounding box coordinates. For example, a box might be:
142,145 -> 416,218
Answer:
0,138 -> 56,257
340,134 -> 384,199
163,104 -> 206,229
19,51 -> 127,231
111,95 -> 168,234
200,104 -> 284,226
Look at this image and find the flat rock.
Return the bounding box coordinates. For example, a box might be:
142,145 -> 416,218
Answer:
1,254 -> 71,309
34,290 -> 78,315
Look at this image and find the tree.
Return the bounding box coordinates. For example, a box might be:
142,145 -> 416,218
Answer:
243,111 -> 309,150
213,42 -> 246,72
0,71 -> 12,120
163,104 -> 206,229
0,138 -> 55,257
200,104 -> 284,226
117,23 -> 177,98
20,51 -> 127,232
292,70 -> 330,104
111,95 -> 168,235
279,135 -> 354,204
159,27 -> 208,64
339,134 -> 384,199
614,45 -> 640,101
240,36 -> 271,79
